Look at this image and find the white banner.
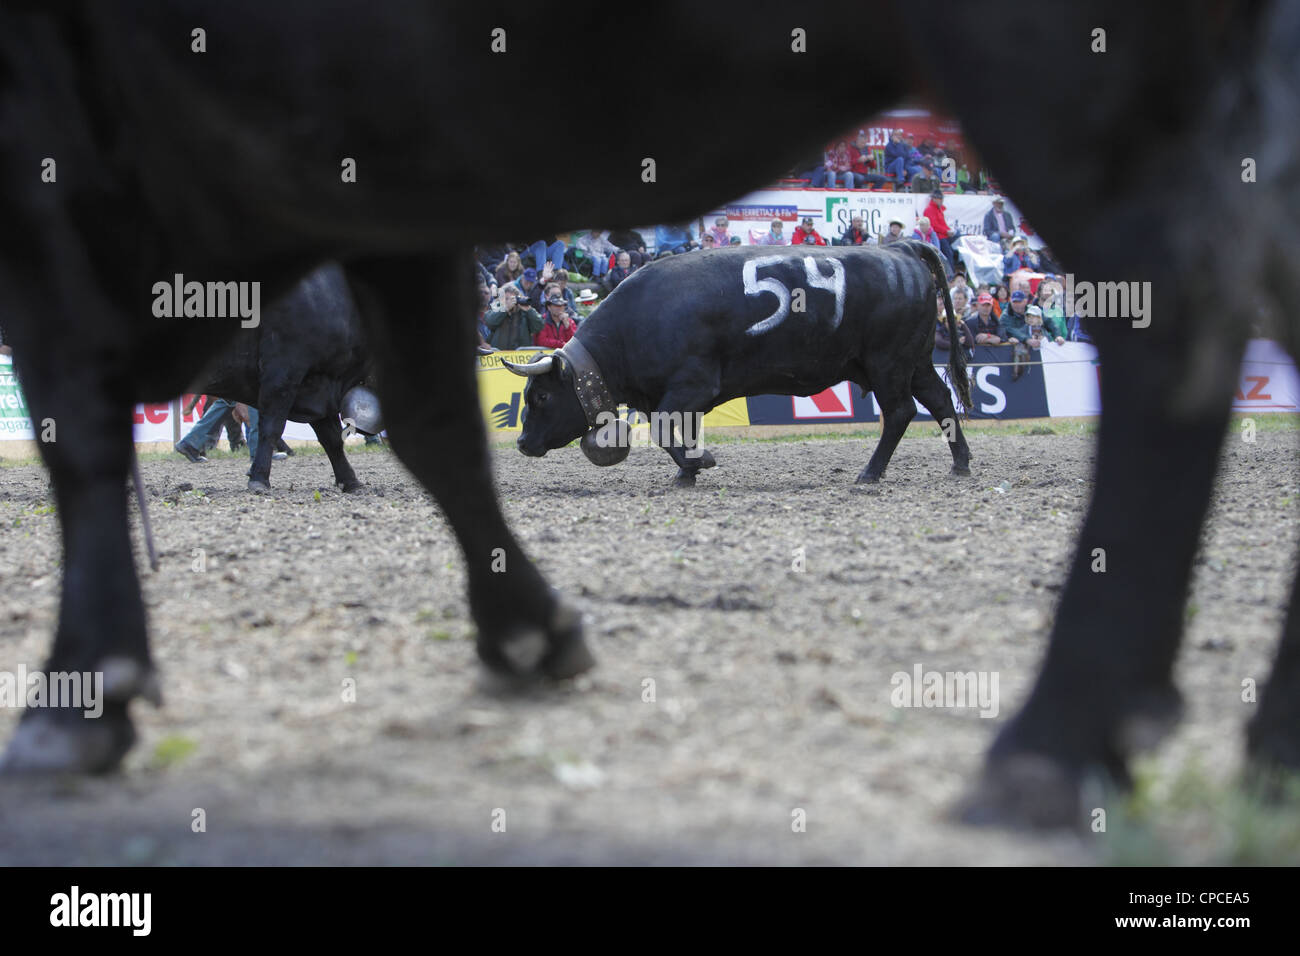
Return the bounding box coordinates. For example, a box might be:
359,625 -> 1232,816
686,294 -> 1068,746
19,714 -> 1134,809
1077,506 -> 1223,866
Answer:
1233,339 -> 1300,412
1041,343 -> 1101,417
129,398 -> 318,445
1037,340 -> 1300,417
0,358 -> 319,445
700,189 -> 1041,251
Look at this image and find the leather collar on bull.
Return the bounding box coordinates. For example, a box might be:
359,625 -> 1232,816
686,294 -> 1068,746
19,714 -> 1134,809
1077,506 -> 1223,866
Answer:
503,338 -> 630,465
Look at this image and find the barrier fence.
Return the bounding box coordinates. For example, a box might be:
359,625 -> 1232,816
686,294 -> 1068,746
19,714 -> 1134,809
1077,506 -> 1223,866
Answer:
0,340 -> 1295,451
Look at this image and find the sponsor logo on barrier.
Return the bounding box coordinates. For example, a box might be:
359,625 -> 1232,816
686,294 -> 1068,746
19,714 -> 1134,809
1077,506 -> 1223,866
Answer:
492,392 -> 521,428
1,360 -> 29,436
1234,373 -> 1296,410
724,203 -> 798,222
793,382 -> 855,419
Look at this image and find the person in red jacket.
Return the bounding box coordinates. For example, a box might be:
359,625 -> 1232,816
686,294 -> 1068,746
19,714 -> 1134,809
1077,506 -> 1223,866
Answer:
535,294 -> 577,348
922,189 -> 955,271
791,216 -> 827,246
848,129 -> 888,189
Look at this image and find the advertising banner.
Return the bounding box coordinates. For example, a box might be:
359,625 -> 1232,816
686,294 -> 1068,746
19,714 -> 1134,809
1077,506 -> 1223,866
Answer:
477,348 -> 749,433
701,190 -> 1041,251
1,341 -> 1295,450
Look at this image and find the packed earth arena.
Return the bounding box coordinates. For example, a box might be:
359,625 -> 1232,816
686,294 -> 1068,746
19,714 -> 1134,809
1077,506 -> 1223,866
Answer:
1,0 -> 1299,885
1,427 -> 1298,865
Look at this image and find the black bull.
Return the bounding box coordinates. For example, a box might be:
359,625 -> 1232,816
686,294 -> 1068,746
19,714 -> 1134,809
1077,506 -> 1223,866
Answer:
191,262 -> 372,493
2,1 -> 1298,829
506,242 -> 972,486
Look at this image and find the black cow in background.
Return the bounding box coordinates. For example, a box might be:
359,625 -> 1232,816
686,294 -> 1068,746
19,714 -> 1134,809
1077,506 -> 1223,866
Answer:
1,1 -> 1298,832
192,262 -> 371,493
507,242 -> 970,486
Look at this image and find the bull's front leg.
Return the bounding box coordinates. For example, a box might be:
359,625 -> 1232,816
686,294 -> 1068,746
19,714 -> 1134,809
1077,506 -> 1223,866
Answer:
653,382 -> 719,488
2,337 -> 159,772
348,254 -> 593,680
310,415 -> 361,492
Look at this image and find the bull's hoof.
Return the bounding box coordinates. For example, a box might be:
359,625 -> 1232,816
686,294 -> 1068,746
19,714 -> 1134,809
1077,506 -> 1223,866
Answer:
953,754 -> 1090,831
856,470 -> 882,484
671,470 -> 697,489
1243,757 -> 1300,805
692,449 -> 717,469
247,480 -> 270,494
951,464 -> 972,476
1245,722 -> 1300,801
476,600 -> 595,685
1,706 -> 136,775
339,479 -> 363,493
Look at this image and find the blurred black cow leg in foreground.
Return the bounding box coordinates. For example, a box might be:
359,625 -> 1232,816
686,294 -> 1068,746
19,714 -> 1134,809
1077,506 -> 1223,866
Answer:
0,287 -> 159,772
348,253 -> 592,680
961,306 -> 1245,826
1249,562 -> 1300,779
925,0 -> 1298,825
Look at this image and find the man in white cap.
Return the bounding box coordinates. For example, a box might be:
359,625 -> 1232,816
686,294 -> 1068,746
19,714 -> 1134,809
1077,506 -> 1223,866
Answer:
880,217 -> 906,246
983,196 -> 1014,248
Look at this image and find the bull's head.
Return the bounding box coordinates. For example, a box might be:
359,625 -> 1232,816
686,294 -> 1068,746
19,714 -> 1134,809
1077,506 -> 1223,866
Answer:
503,352 -> 630,465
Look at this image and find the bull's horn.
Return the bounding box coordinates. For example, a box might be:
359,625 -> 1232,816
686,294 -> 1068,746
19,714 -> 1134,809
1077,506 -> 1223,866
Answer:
502,355 -> 555,376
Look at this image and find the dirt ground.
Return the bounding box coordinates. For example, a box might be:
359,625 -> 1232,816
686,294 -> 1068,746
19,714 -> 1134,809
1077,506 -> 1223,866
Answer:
0,424 -> 1296,865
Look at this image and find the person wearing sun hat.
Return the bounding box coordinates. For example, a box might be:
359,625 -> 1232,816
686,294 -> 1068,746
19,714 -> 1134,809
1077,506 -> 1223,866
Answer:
881,217 -> 907,246
1002,235 -> 1038,277
572,287 -> 600,322
983,195 -> 1014,247
534,293 -> 577,348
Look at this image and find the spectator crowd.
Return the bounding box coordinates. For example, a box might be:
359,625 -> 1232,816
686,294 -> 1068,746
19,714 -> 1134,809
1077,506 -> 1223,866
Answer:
468,116 -> 1088,352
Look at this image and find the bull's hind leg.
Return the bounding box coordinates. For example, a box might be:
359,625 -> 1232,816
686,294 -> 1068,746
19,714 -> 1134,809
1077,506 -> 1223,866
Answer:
247,385 -> 297,493
347,254 -> 592,680
858,375 -> 915,484
310,415 -> 361,492
1,335 -> 158,772
911,365 -> 971,475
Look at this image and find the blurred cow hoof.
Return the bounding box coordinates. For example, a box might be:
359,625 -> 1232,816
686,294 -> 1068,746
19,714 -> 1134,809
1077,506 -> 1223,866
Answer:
477,600 -> 595,684
247,480 -> 270,494
1245,725 -> 1300,801
856,470 -> 882,484
953,754 -> 1088,831
951,464 -> 972,476
1,706 -> 137,774
672,470 -> 697,488
339,479 -> 363,493
694,449 -> 717,469
1243,758 -> 1300,805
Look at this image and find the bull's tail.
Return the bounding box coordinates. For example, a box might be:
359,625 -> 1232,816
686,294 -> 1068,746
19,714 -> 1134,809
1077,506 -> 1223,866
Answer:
915,241 -> 971,415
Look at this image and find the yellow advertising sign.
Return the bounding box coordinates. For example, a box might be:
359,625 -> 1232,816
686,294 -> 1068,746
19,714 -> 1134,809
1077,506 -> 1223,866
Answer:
477,348 -> 749,432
